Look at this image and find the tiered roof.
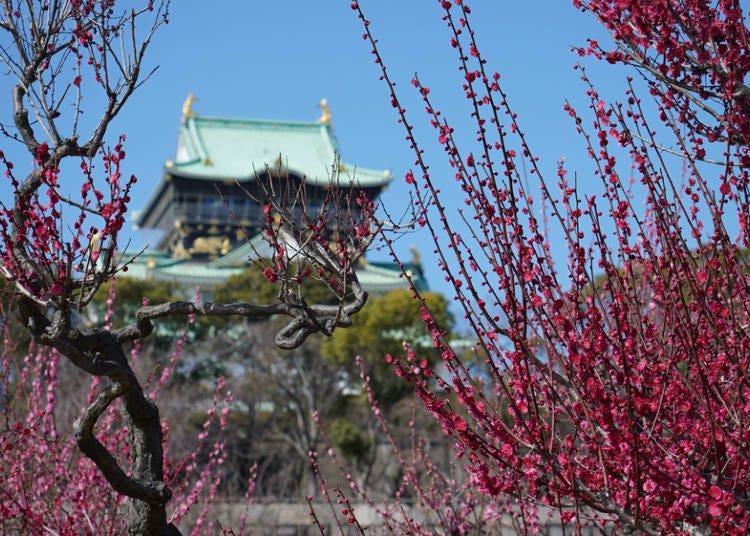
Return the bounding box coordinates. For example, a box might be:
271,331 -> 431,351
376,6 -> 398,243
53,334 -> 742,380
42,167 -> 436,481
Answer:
135,102 -> 391,229
130,98 -> 423,295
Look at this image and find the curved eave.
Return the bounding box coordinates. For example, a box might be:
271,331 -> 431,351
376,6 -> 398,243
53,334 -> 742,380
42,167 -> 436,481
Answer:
133,172 -> 170,228
166,162 -> 391,189
135,163 -> 391,230
174,114 -> 391,187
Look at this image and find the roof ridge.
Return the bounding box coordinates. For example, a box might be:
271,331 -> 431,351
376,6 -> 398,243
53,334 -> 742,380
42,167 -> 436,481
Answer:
187,114 -> 326,129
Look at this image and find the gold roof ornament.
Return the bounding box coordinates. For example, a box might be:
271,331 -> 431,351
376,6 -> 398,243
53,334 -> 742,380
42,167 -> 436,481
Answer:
409,244 -> 421,264
89,232 -> 101,253
181,93 -> 197,124
317,98 -> 331,125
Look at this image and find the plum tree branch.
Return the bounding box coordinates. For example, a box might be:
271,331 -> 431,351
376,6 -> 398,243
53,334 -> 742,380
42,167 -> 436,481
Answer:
111,277 -> 368,350
72,382 -> 172,505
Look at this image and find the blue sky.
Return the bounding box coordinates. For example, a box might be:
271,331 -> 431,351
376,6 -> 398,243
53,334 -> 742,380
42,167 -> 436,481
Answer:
118,2 -> 621,291
119,1 -> 612,185
4,1 -> 626,301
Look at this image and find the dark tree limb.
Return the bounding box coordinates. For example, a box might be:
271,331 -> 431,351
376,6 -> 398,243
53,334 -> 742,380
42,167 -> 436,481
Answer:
2,3 -> 372,533
111,277 -> 368,349
73,382 -> 171,504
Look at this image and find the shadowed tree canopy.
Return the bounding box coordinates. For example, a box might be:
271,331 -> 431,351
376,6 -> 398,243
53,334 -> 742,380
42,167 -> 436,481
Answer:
212,264 -> 340,308
321,289 -> 453,407
92,278 -> 181,327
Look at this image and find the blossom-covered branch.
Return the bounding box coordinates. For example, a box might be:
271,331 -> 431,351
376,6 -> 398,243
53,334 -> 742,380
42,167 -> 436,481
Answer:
352,0 -> 750,533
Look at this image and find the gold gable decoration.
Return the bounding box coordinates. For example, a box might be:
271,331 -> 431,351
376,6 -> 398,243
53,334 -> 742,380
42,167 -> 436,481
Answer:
317,98 -> 331,125
181,93 -> 197,125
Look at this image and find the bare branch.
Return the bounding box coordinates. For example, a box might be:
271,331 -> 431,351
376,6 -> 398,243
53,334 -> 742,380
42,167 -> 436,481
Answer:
73,382 -> 172,505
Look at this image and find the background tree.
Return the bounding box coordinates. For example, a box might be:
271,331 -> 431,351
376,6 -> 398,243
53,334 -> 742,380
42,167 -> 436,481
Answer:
169,274 -> 456,500
0,2 -> 373,534
322,289 -> 452,408
212,263 -> 339,308
348,0 -> 750,533
320,288 -> 453,491
91,278 -> 181,328
174,314 -> 346,500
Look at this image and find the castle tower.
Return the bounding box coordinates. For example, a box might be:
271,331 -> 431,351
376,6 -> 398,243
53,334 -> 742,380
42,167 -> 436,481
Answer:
129,97 -> 424,293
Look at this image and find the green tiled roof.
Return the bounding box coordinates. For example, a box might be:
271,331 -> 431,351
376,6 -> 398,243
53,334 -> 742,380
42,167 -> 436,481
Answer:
206,233 -> 290,268
120,245 -> 424,295
169,115 -> 391,187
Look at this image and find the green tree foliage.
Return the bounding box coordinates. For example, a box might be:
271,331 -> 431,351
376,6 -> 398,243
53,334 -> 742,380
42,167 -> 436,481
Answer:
212,264 -> 340,308
211,265 -> 281,305
321,289 -> 453,407
91,277 -> 181,328
0,277 -> 26,349
90,277 -> 191,350
330,417 -> 371,460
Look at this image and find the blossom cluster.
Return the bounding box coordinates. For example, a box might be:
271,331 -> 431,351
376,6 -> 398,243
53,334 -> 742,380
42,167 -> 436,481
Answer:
351,0 -> 750,533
